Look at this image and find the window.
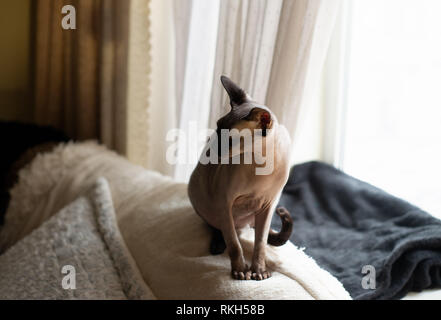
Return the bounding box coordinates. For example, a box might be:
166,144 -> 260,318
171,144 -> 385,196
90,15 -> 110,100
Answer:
340,0 -> 441,218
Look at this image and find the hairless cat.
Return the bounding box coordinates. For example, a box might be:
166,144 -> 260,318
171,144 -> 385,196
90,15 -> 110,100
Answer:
188,76 -> 293,280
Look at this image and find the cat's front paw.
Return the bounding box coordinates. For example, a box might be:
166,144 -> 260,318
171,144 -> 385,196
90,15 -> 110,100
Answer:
251,265 -> 271,280
231,264 -> 251,280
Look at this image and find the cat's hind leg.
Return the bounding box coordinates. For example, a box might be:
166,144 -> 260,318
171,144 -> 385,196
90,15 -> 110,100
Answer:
209,226 -> 226,255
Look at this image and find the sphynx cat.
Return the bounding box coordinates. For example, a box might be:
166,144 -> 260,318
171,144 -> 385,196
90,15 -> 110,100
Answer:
188,76 -> 293,280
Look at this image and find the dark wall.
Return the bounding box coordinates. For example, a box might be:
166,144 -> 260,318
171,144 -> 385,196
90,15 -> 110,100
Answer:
0,0 -> 32,122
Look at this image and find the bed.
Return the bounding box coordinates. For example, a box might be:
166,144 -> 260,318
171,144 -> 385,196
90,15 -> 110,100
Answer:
1,140 -> 439,299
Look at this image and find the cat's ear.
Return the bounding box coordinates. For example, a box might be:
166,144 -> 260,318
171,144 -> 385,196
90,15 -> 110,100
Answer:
220,75 -> 250,107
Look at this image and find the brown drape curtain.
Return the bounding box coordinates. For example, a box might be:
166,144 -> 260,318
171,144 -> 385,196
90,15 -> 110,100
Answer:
31,0 -> 151,164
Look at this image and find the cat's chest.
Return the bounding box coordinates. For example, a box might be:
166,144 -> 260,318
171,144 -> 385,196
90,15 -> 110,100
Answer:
232,193 -> 271,216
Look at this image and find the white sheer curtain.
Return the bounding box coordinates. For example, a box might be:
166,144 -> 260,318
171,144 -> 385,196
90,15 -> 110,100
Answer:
148,0 -> 220,180
208,0 -> 284,129
173,0 -> 221,181
148,0 -> 341,181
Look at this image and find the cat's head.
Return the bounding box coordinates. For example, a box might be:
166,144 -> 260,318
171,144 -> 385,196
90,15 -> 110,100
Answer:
216,76 -> 276,137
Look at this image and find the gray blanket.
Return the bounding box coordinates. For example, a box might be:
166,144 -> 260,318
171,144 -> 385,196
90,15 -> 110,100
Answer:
272,161 -> 441,300
0,178 -> 154,299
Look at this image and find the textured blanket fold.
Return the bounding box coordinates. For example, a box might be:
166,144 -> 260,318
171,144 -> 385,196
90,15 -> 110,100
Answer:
0,178 -> 155,299
272,161 -> 441,300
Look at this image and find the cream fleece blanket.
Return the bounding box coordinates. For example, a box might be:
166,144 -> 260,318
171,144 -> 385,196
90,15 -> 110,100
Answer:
0,141 -> 351,299
0,178 -> 154,299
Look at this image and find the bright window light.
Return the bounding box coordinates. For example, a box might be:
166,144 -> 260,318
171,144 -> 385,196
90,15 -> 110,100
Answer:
342,0 -> 441,219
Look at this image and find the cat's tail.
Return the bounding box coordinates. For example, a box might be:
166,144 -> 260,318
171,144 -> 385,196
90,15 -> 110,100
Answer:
267,207 -> 293,246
